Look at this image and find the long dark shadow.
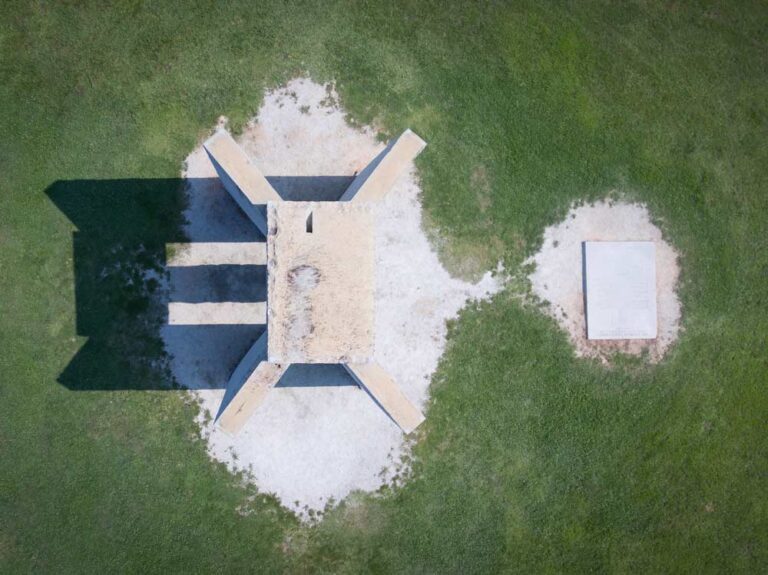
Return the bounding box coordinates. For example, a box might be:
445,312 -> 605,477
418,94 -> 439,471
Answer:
47,175 -> 364,393
48,179 -> 186,391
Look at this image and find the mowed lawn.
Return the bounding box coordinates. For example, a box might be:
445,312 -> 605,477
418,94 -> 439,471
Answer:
1,1 -> 766,573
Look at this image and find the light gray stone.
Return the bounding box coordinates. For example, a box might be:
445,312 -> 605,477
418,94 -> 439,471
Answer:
584,241 -> 657,340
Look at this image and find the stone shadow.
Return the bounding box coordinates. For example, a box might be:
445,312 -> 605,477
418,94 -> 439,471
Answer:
46,176 -> 361,393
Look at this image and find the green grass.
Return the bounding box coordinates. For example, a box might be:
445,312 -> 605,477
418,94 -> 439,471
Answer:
1,1 -> 766,573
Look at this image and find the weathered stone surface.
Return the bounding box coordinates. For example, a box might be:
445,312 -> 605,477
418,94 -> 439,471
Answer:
267,201 -> 374,363
203,130 -> 281,235
344,362 -> 424,434
584,241 -> 657,340
340,129 -> 426,202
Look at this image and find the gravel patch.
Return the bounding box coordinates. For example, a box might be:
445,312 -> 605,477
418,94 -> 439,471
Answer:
527,200 -> 681,363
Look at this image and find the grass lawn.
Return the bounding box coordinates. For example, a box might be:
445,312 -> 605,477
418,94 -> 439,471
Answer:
1,1 -> 766,572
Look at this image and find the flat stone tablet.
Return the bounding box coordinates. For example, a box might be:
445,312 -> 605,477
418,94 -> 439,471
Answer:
267,201 -> 374,363
584,241 -> 657,340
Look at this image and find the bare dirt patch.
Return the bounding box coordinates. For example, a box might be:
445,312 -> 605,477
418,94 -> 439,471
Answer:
472,165 -> 492,214
162,78 -> 502,519
527,200 -> 681,363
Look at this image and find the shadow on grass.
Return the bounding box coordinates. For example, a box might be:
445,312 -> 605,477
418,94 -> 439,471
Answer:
47,179 -> 186,391
47,176 -> 359,393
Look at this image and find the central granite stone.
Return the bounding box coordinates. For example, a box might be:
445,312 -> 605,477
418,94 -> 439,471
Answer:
267,201 -> 374,363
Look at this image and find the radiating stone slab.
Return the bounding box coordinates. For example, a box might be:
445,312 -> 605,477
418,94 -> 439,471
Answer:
584,241 -> 657,340
217,359 -> 287,435
340,129 -> 426,202
203,130 -> 281,235
344,362 -> 425,434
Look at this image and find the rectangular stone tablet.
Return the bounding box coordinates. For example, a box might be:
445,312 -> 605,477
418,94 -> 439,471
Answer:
267,201 -> 374,363
584,241 -> 657,340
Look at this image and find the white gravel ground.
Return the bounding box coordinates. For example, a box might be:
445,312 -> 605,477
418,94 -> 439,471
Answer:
527,200 -> 681,362
162,78 -> 501,519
